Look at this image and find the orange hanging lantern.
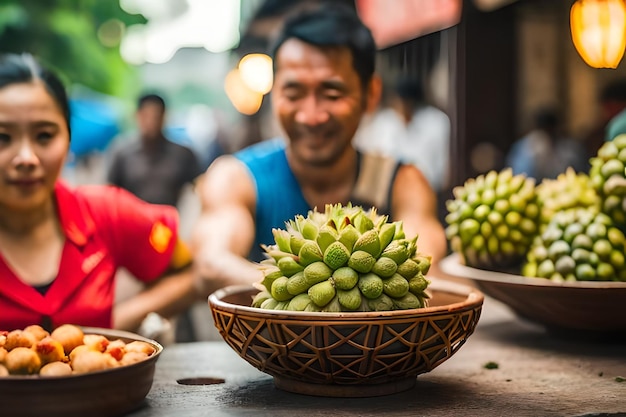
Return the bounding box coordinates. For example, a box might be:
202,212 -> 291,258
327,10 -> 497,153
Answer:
571,0 -> 626,69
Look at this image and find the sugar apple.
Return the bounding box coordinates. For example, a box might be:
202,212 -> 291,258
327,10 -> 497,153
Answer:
251,204 -> 432,312
522,207 -> 626,282
445,168 -> 539,269
535,167 -> 599,230
589,135 -> 626,228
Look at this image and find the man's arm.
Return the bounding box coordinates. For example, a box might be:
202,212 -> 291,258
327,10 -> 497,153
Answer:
391,164 -> 448,273
191,156 -> 264,298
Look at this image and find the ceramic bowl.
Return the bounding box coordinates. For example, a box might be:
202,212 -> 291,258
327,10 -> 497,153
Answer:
440,254 -> 626,336
208,280 -> 484,397
0,327 -> 162,417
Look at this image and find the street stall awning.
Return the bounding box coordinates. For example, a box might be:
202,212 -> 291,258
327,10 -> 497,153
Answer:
472,0 -> 519,12
69,99 -> 120,156
355,0 -> 463,49
355,0 -> 521,49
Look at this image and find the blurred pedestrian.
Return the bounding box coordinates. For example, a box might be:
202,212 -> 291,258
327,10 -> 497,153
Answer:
0,53 -> 200,333
505,106 -> 587,180
580,79 -> 626,159
391,77 -> 450,191
192,3 -> 447,298
353,84 -> 402,157
602,79 -> 626,143
354,77 -> 450,192
107,93 -> 202,208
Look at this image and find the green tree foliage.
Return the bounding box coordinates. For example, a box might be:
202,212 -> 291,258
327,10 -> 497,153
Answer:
0,0 -> 146,98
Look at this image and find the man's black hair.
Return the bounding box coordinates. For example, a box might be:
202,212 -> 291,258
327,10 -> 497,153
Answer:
395,77 -> 425,104
533,107 -> 559,131
138,93 -> 166,110
600,79 -> 626,102
270,3 -> 377,88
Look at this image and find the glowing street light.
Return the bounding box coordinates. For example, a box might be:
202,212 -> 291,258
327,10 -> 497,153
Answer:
238,53 -> 273,95
224,68 -> 263,115
571,0 -> 626,69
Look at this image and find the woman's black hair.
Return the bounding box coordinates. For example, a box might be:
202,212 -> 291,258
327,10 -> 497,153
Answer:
270,3 -> 377,89
0,53 -> 71,137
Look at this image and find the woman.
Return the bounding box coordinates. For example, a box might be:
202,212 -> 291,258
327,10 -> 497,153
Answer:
0,53 -> 199,332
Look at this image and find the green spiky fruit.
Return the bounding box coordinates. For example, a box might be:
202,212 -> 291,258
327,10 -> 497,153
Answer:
522,207 -> 626,282
535,167 -> 599,230
251,203 -> 431,311
445,168 -> 539,269
590,135 -> 626,228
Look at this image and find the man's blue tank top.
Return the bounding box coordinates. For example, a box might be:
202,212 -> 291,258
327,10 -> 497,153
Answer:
235,139 -> 309,261
235,138 -> 399,261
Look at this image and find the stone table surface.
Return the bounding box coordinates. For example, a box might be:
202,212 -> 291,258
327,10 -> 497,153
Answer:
127,296 -> 626,417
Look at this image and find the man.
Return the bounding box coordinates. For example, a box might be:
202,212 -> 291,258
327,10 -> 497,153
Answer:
602,79 -> 626,144
107,94 -> 201,208
193,4 -> 447,296
505,106 -> 587,180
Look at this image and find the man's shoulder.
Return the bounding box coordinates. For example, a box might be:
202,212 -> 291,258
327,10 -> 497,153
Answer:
358,149 -> 398,164
109,136 -> 142,156
163,139 -> 198,159
352,151 -> 400,214
164,138 -> 193,151
607,108 -> 626,140
235,138 -> 287,164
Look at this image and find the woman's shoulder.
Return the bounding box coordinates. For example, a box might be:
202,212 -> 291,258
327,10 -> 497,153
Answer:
71,183 -> 138,207
58,182 -> 176,226
56,181 -> 118,210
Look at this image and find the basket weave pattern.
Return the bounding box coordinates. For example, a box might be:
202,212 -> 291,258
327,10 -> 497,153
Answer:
211,298 -> 482,385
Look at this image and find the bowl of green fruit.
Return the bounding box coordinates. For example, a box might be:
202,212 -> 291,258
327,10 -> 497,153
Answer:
443,152 -> 626,337
208,204 -> 484,397
440,253 -> 626,336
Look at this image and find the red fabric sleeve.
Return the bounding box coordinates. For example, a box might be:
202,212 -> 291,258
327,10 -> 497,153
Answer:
79,186 -> 179,283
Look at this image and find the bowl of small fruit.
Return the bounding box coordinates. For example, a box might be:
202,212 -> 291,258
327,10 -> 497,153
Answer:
443,146 -> 626,336
209,204 -> 484,397
0,324 -> 162,417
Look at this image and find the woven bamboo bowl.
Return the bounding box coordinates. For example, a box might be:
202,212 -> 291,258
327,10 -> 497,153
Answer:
208,280 -> 484,397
